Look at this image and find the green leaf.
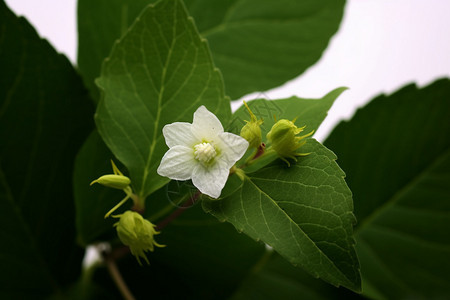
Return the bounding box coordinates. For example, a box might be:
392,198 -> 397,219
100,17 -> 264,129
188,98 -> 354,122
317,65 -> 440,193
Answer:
73,130 -> 131,246
324,78 -> 450,299
191,0 -> 346,99
95,0 -> 231,200
227,87 -> 347,136
203,139 -> 361,292
0,2 -> 93,297
78,0 -> 345,100
77,0 -> 151,102
232,252 -> 363,300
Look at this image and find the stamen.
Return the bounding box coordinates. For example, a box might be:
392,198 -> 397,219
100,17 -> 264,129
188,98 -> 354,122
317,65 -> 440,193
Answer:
194,142 -> 217,163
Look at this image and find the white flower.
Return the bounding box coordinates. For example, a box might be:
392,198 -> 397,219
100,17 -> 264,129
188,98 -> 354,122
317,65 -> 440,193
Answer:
157,106 -> 249,198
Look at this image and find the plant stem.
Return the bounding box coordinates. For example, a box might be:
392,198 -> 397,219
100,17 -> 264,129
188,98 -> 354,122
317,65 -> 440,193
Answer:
104,194 -> 131,218
155,190 -> 201,231
105,255 -> 136,300
252,143 -> 266,160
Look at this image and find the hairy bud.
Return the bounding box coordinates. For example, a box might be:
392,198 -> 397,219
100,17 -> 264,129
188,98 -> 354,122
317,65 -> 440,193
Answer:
267,119 -> 313,166
114,211 -> 164,265
240,101 -> 263,148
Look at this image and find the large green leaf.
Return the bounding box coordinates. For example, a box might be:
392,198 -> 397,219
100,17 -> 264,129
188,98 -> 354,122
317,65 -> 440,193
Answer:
324,78 -> 450,299
192,0 -> 345,99
0,2 -> 93,298
78,0 -> 345,100
95,0 -> 231,200
203,139 -> 361,292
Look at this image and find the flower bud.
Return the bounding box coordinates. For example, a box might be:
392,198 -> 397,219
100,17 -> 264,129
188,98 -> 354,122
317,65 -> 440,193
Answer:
114,211 -> 164,265
90,174 -> 131,190
240,101 -> 263,148
266,119 -> 313,166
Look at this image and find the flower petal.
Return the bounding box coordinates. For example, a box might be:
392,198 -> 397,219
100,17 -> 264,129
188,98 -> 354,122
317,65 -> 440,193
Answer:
157,146 -> 196,181
162,122 -> 197,148
216,132 -> 249,168
192,161 -> 229,199
192,106 -> 224,141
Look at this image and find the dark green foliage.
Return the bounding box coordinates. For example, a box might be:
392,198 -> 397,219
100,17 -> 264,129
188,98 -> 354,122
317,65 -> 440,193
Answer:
77,0 -> 345,100
325,79 -> 450,299
0,1 -> 93,298
204,140 -> 361,292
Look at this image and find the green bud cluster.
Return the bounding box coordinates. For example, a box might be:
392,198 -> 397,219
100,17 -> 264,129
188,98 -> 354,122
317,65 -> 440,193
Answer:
90,160 -> 166,264
114,211 -> 165,265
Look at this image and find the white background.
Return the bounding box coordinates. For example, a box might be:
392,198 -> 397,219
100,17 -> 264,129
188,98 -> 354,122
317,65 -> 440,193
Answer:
6,0 -> 450,141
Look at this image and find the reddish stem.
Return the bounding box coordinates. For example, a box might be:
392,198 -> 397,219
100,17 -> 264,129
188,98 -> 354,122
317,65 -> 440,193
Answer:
253,143 -> 266,160
155,190 -> 201,231
103,251 -> 136,300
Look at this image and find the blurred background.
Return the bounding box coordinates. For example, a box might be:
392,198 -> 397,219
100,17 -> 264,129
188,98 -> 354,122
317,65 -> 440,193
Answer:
6,0 -> 450,141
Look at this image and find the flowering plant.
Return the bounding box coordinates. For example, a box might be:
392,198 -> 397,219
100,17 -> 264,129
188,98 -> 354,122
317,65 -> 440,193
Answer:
157,106 -> 249,198
1,0 -> 449,299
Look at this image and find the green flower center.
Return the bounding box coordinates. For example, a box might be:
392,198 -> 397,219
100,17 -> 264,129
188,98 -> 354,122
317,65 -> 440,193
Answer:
194,142 -> 217,164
